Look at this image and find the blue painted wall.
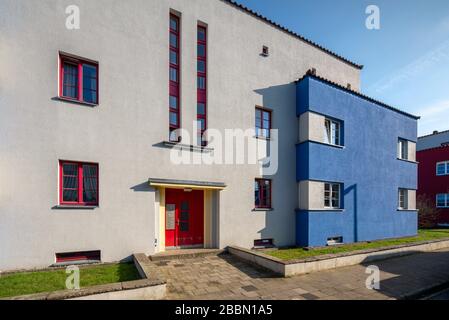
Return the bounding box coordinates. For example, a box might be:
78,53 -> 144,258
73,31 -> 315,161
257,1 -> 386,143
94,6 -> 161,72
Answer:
296,76 -> 418,247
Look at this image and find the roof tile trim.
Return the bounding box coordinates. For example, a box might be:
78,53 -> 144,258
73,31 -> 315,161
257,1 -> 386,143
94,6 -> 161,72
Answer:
418,129 -> 449,139
297,70 -> 420,120
221,0 -> 363,70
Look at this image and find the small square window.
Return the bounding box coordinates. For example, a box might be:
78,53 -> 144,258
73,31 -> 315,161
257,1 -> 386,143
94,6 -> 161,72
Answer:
436,162 -> 449,176
60,161 -> 98,206
255,179 -> 272,209
255,107 -> 271,138
398,139 -> 408,160
60,54 -> 98,105
398,189 -> 408,209
324,119 -> 341,146
324,183 -> 341,209
436,194 -> 448,208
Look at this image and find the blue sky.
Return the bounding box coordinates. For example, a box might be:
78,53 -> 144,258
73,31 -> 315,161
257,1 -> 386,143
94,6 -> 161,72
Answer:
236,0 -> 449,136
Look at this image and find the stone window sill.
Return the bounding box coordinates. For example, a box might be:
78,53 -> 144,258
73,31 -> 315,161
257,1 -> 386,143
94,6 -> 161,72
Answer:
55,96 -> 99,108
253,208 -> 274,212
397,158 -> 419,164
52,205 -> 98,210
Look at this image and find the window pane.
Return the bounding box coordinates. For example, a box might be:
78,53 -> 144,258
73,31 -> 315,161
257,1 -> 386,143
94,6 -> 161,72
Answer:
198,28 -> 206,41
437,194 -> 446,207
63,63 -> 78,99
63,190 -> 78,202
170,67 -> 178,82
197,60 -> 206,73
437,163 -> 446,175
63,163 -> 78,176
170,112 -> 178,126
197,103 -> 206,115
255,109 -> 262,129
170,33 -> 178,48
170,17 -> 178,31
198,76 -> 206,89
263,111 -> 270,121
170,96 -> 178,109
324,120 -> 331,144
83,90 -> 97,104
197,119 -> 205,131
198,44 -> 206,57
170,50 -> 178,65
255,181 -> 260,207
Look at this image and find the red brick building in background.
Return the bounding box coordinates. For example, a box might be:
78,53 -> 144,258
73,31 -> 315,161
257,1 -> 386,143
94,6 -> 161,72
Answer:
417,130 -> 449,226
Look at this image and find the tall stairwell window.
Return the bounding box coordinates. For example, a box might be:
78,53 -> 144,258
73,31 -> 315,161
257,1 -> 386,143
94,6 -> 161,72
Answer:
197,25 -> 207,146
169,14 -> 181,142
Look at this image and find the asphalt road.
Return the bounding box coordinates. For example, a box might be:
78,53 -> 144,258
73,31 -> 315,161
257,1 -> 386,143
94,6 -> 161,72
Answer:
426,289 -> 449,300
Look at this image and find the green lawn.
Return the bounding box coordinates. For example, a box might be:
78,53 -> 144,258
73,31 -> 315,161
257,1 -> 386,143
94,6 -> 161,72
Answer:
0,262 -> 140,299
266,229 -> 449,261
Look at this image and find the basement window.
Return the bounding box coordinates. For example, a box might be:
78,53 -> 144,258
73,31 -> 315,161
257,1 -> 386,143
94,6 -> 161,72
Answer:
327,237 -> 343,246
254,239 -> 274,248
56,250 -> 101,264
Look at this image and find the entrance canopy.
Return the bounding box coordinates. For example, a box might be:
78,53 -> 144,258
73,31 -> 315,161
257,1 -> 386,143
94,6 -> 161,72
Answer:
148,178 -> 226,190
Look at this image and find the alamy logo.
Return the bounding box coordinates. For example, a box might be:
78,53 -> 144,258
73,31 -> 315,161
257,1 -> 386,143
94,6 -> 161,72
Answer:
365,265 -> 380,290
365,5 -> 380,30
65,265 -> 80,290
65,5 -> 80,30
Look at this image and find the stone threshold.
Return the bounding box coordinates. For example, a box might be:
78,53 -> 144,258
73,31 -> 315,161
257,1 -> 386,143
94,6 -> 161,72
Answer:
149,249 -> 224,262
228,238 -> 449,277
3,254 -> 166,300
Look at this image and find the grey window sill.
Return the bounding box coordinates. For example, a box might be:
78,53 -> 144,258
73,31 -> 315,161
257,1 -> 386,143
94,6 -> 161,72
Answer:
52,205 -> 98,210
297,141 -> 345,149
397,158 -> 419,164
254,136 -> 272,141
253,208 -> 274,212
310,209 -> 345,212
397,209 -> 418,212
55,96 -> 99,107
162,141 -> 214,153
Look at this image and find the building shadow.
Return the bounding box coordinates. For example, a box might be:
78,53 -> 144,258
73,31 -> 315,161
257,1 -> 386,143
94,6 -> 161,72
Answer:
217,252 -> 282,279
360,249 -> 449,300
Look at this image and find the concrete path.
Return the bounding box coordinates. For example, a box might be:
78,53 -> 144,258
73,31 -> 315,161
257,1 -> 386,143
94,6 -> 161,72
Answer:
154,248 -> 449,300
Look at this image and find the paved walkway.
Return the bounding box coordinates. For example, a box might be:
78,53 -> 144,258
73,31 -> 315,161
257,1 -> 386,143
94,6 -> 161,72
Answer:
155,248 -> 449,300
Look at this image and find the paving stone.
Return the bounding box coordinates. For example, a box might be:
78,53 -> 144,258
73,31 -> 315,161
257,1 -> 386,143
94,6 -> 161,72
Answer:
149,249 -> 449,300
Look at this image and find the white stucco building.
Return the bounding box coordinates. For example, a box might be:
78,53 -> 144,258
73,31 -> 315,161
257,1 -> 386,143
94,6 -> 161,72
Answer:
0,0 -> 363,270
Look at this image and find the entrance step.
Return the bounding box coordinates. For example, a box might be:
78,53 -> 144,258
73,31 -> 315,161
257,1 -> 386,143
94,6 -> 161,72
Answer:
149,249 -> 225,262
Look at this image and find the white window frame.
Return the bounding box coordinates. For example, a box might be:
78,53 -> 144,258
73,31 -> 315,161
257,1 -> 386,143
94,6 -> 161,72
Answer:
398,189 -> 408,210
398,139 -> 408,160
436,161 -> 449,176
324,183 -> 341,209
436,194 -> 449,208
324,118 -> 341,146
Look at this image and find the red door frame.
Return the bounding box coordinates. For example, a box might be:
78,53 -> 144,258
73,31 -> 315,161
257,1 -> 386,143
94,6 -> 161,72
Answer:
165,189 -> 204,248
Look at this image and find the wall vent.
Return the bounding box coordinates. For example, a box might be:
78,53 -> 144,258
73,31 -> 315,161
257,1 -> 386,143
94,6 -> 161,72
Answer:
261,46 -> 269,57
254,238 -> 274,248
327,237 -> 343,246
56,250 -> 101,264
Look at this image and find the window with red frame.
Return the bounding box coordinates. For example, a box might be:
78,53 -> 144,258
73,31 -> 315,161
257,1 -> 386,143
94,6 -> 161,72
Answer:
255,179 -> 272,208
255,107 -> 271,138
59,54 -> 98,104
60,161 -> 98,206
169,14 -> 181,142
197,25 -> 207,146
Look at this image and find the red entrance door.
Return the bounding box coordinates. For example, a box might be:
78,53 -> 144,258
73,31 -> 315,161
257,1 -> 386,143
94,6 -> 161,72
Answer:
165,189 -> 204,248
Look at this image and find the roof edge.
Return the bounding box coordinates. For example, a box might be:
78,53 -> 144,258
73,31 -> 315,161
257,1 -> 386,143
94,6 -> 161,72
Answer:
418,129 -> 449,139
221,0 -> 363,70
297,70 -> 421,120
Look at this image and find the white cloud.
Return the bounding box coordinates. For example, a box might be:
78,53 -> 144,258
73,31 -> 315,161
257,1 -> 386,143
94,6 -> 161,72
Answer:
368,39 -> 449,94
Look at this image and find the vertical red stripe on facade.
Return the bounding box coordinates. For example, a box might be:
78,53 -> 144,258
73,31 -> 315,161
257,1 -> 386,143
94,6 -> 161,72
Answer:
169,14 -> 181,142
197,25 -> 207,146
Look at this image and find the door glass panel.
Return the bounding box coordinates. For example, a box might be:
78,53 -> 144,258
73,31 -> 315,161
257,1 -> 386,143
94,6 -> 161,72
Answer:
180,210 -> 189,221
181,201 -> 189,211
180,222 -> 189,232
